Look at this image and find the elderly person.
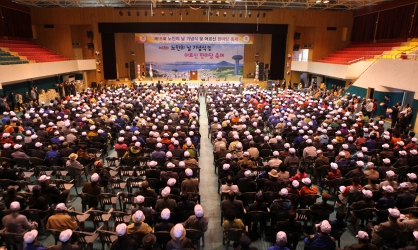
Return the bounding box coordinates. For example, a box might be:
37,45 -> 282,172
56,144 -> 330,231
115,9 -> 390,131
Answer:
46,203 -> 77,231
166,223 -> 195,250
66,153 -> 84,170
181,168 -> 199,194
2,201 -> 37,233
183,204 -> 209,233
267,231 -> 290,250
127,210 -> 153,235
82,173 -> 101,208
39,174 -> 69,204
49,229 -> 80,250
154,208 -> 174,232
23,229 -> 47,250
304,220 -> 336,249
110,224 -> 138,250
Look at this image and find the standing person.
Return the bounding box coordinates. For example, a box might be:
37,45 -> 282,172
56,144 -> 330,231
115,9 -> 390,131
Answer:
391,103 -> 400,128
365,99 -> 373,118
34,87 -> 39,105
23,91 -> 30,107
30,87 -> 37,103
15,92 -> 24,112
383,95 -> 390,118
371,98 -> 378,118
7,92 -> 15,112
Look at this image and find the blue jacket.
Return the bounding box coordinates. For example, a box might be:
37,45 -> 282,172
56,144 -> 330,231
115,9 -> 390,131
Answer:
304,233 -> 336,250
267,245 -> 290,250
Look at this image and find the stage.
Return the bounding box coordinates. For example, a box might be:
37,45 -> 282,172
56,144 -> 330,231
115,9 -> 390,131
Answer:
104,77 -> 269,89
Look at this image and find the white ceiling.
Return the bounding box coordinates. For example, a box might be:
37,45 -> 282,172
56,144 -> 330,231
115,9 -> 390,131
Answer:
11,0 -> 394,10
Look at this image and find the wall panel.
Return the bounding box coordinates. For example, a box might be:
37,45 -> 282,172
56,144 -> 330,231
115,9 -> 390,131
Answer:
34,24 -> 73,59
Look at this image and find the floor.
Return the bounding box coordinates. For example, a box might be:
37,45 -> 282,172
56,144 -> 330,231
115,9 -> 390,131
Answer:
34,96 -> 360,249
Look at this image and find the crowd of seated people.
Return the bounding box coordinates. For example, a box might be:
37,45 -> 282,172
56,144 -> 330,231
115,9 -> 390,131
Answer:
206,82 -> 418,249
0,82 -> 210,250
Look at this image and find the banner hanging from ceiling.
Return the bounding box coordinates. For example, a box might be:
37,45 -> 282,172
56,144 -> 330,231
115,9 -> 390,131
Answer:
135,33 -> 254,44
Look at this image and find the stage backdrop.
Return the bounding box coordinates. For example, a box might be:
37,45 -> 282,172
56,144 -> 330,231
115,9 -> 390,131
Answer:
139,34 -> 252,81
144,43 -> 244,81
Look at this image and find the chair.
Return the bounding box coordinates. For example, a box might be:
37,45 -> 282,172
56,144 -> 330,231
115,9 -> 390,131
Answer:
118,166 -> 135,179
309,209 -> 333,231
330,228 -> 347,248
110,210 -> 131,229
106,157 -> 118,168
48,229 -> 61,245
126,177 -> 142,193
21,208 -> 50,234
67,208 -> 90,231
109,178 -> 126,194
88,209 -> 113,230
2,230 -> 24,250
299,194 -> 319,208
223,228 -> 248,249
116,149 -> 127,159
263,191 -> 278,206
350,207 -> 376,233
97,226 -> 118,250
78,193 -> 98,212
270,210 -> 288,226
283,231 -> 303,250
45,157 -> 63,167
73,230 -> 99,250
241,192 -> 256,206
14,157 -> 31,170
154,231 -> 171,250
146,178 -> 159,191
186,229 -> 205,250
68,167 -> 85,187
98,193 -> 118,210
188,192 -> 201,204
247,211 -> 268,234
144,197 -> 157,208
118,192 -> 136,212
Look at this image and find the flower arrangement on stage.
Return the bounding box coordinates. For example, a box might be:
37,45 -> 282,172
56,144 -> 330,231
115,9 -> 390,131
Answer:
96,60 -> 101,66
97,68 -> 101,73
286,70 -> 290,75
254,61 -> 259,82
287,54 -> 292,59
95,51 -> 100,57
286,62 -> 291,67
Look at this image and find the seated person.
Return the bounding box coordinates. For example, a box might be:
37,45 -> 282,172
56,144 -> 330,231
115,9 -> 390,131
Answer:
342,231 -> 377,250
310,192 -> 333,211
2,201 -> 37,233
177,193 -> 196,212
304,220 -> 336,250
46,203 -> 77,231
183,205 -> 209,233
154,208 -> 174,232
330,211 -> 347,231
127,210 -> 153,235
267,231 -> 290,250
270,188 -> 292,211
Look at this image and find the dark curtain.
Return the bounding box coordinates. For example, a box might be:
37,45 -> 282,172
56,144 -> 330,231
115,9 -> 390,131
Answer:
376,4 -> 415,40
0,8 -> 4,36
102,33 -> 117,79
351,13 -> 378,42
410,4 -> 418,38
1,7 -> 32,38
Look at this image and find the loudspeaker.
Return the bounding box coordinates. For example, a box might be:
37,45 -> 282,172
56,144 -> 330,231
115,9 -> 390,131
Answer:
182,78 -> 186,81
87,31 -> 93,38
125,63 -> 129,69
293,44 -> 300,51
265,63 -> 269,69
87,43 -> 94,50
91,82 -> 97,88
201,79 -> 205,81
294,32 -> 301,40
129,61 -> 135,80
259,62 -> 264,80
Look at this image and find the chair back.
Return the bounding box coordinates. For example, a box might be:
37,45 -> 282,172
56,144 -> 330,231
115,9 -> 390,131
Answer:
144,197 -> 157,208
14,158 -> 31,170
118,192 -> 136,211
110,210 -> 131,227
73,230 -> 98,246
310,209 -> 333,222
2,231 -> 24,249
352,208 -> 376,220
21,209 -> 43,221
78,193 -> 97,212
242,192 -> 256,205
98,193 -> 117,209
154,231 -> 171,248
224,229 -> 247,242
186,229 -> 204,243
263,191 -> 278,206
97,229 -> 118,244
126,177 -> 142,192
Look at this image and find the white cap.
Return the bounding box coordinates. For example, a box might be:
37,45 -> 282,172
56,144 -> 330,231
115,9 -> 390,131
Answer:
292,180 -> 299,188
172,224 -> 185,239
362,189 -> 373,198
38,175 -> 50,182
135,195 -> 145,204
388,208 -> 400,218
56,203 -> 67,210
386,170 -> 395,177
59,229 -> 73,242
289,148 -> 296,154
318,220 -> 331,233
161,187 -> 171,197
244,170 -> 252,178
223,164 -> 230,170
194,204 -> 204,217
330,163 -> 338,170
10,201 -> 20,210
3,143 -> 11,149
407,173 -> 417,180
179,161 -> 185,168
383,158 -> 391,164
276,231 -> 287,245
399,151 -> 407,156
226,153 -> 232,159
156,143 -> 162,148
13,144 -> 22,150
382,143 -> 390,149
184,151 -> 190,157
185,168 -> 193,177
115,223 -> 127,236
118,137 -> 124,143
167,178 -> 176,186
356,231 -> 369,240
161,208 -> 170,220
382,185 -> 394,193
301,178 -> 311,185
414,231 -> 418,241
167,163 -> 174,168
273,151 -> 279,156
31,134 -> 38,140
24,229 -> 38,244
279,188 -> 288,196
411,150 -> 418,155
400,182 -> 409,189
91,173 -> 99,182
356,161 -> 364,167
366,162 -> 374,168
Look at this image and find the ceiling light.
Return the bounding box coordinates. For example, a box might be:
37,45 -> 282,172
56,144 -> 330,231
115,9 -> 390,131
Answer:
315,0 -> 321,3
216,0 -> 221,2
166,0 -> 171,2
192,0 -> 196,2
208,0 -> 213,3
225,0 -> 229,2
200,0 -> 205,2
323,0 -> 329,3
175,0 -> 179,2
183,0 -> 188,2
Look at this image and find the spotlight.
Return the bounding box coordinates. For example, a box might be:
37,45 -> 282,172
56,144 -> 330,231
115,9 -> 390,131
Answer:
203,10 -> 207,15
127,11 -> 131,16
136,10 -> 140,16
232,10 -> 235,17
145,10 -> 148,16
161,11 -> 164,16
223,11 -> 226,17
185,10 -> 188,15
119,11 -> 123,16
170,11 -> 173,16
239,11 -> 242,17
315,0 -> 321,3
256,12 -> 259,18
248,11 -> 251,18
262,12 -> 265,18
209,10 -> 213,16
323,0 -> 329,3
216,10 -> 219,16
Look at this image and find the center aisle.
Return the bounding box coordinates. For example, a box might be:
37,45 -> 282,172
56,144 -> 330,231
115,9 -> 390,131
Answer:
199,96 -> 272,250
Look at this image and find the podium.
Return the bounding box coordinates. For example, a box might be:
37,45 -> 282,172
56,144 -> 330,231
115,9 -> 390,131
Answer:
190,70 -> 198,80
